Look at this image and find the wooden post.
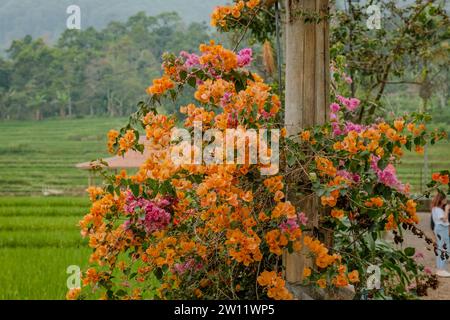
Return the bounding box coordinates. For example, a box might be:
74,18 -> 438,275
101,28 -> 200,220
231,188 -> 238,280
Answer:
283,0 -> 330,288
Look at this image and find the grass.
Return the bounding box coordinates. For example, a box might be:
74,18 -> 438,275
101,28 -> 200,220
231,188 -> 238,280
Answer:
0,196 -> 90,300
397,141 -> 450,193
0,247 -> 90,300
0,118 -> 144,299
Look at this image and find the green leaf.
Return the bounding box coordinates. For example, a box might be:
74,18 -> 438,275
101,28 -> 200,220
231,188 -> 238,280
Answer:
154,268 -> 163,280
287,153 -> 296,166
405,140 -> 412,151
371,231 -> 378,241
106,184 -> 114,195
130,184 -> 140,197
115,289 -> 127,297
187,76 -> 197,88
404,247 -> 415,257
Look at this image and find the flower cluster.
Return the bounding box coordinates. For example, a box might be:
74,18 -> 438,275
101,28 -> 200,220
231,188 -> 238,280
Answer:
432,172 -> 449,185
211,0 -> 261,28
74,39 -> 446,301
124,193 -> 172,234
257,271 -> 293,300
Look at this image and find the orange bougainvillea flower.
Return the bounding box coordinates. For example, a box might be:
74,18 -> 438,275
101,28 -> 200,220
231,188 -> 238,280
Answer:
246,0 -> 261,9
86,186 -> 104,202
199,41 -> 238,72
393,146 -> 403,157
265,229 -> 288,256
274,190 -> 284,202
257,270 -> 293,300
303,267 -> 312,278
264,176 -> 284,193
348,270 -> 360,283
303,235 -> 341,269
321,193 -> 339,208
332,274 -> 349,287
107,129 -> 119,153
415,145 -> 424,154
83,268 -> 100,286
405,199 -> 417,216
365,197 -> 384,208
316,278 -> 327,289
331,208 -> 345,219
394,120 -> 405,132
300,130 -> 311,141
118,130 -> 136,155
66,288 -> 81,300
432,173 -> 441,181
258,211 -> 269,222
385,213 -> 398,231
194,288 -> 203,298
241,190 -> 253,202
272,201 -> 296,219
257,270 -> 277,287
315,156 -> 337,176
146,75 -> 174,96
433,173 -> 449,185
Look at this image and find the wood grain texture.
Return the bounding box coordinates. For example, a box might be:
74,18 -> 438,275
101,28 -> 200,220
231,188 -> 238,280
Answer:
283,0 -> 330,285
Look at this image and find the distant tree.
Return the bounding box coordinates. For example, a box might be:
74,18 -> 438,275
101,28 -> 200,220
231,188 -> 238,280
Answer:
0,12 -> 211,120
331,0 -> 449,122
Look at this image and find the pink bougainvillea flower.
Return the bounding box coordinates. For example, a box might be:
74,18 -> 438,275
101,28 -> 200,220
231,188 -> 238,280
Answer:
337,170 -> 360,183
343,121 -> 364,134
330,112 -> 338,122
237,48 -> 253,67
279,218 -> 299,233
370,155 -> 406,193
337,95 -> 360,112
348,98 -> 360,111
124,192 -> 171,234
332,122 -> 343,136
330,103 -> 340,113
220,92 -> 233,107
172,259 -> 203,275
180,51 -> 200,68
297,212 -> 308,226
414,252 -> 424,260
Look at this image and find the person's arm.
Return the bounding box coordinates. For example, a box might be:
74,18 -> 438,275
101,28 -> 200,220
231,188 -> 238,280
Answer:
442,206 -> 449,222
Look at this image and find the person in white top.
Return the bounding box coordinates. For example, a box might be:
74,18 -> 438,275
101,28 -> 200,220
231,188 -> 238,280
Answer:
431,192 -> 450,277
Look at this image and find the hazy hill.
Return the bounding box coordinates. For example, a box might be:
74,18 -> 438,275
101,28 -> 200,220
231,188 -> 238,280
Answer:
0,0 -> 226,51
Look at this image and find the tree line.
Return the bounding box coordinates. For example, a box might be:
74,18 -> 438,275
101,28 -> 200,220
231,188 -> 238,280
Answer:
0,12 -> 210,120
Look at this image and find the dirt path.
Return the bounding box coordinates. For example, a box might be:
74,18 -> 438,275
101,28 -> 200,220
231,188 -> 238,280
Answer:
400,212 -> 450,299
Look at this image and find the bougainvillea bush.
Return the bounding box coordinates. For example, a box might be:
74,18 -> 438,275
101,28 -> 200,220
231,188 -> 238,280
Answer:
67,0 -> 449,300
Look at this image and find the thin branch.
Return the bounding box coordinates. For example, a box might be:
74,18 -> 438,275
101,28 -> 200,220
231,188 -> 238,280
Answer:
233,8 -> 261,52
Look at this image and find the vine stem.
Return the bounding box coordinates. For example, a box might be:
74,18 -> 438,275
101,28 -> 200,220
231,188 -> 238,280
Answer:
233,7 -> 261,52
256,259 -> 261,300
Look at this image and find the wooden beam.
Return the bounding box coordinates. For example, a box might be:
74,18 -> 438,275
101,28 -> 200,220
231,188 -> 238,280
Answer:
283,0 -> 330,285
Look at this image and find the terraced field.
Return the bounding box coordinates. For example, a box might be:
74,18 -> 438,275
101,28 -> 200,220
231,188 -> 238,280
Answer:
0,197 -> 91,299
0,117 -> 448,195
396,142 -> 450,194
0,117 -> 127,196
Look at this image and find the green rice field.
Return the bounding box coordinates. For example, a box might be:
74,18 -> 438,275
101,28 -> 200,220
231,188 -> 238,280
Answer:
0,117 -> 447,195
0,196 -> 90,299
0,118 -> 128,299
0,117 -> 127,196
